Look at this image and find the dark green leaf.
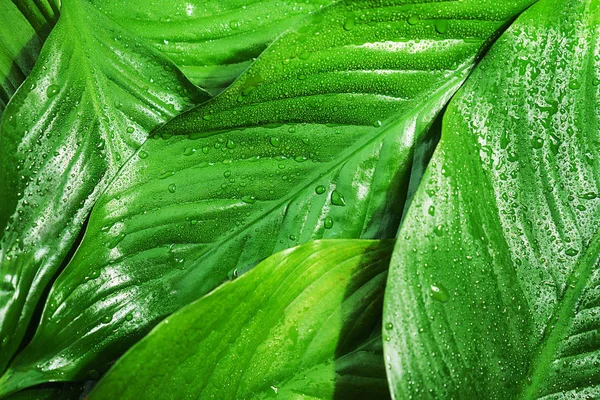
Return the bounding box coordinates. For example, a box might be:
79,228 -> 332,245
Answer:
90,240 -> 393,400
0,0 -> 59,115
1,0 -> 535,392
89,0 -> 335,95
383,0 -> 600,398
0,0 -> 207,379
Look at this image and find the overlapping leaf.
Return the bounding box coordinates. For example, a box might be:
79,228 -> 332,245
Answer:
0,0 -> 538,392
90,240 -> 393,400
0,0 -> 207,378
0,0 -> 59,115
383,0 -> 600,398
89,0 -> 335,95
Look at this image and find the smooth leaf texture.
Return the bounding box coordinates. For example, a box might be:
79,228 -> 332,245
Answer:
90,240 -> 393,400
383,0 -> 600,398
0,0 -> 59,115
0,0 -> 207,380
2,0 -> 538,391
89,0 -> 335,95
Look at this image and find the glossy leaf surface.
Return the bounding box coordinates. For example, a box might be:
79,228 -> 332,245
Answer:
0,0 -> 59,115
0,0 -> 206,380
2,0 -> 537,391
90,0 -> 334,95
383,0 -> 600,398
90,240 -> 393,400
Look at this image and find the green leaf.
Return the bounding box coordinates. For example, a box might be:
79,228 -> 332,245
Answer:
1,0 -> 535,392
3,383 -> 84,400
383,0 -> 600,398
0,0 -> 207,379
0,0 -> 59,115
89,239 -> 393,400
89,0 -> 335,95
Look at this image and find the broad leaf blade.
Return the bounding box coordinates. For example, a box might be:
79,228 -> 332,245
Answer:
0,0 -> 59,115
89,240 -> 393,400
89,0 -> 334,95
0,0 -> 207,379
3,0 -> 535,391
383,0 -> 600,398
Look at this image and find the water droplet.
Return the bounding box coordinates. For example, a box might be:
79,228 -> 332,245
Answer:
101,314 -> 113,324
569,80 -> 581,90
242,195 -> 256,204
428,205 -> 435,216
138,151 -> 148,159
224,170 -> 232,178
159,171 -> 175,179
407,16 -> 419,25
580,192 -> 597,200
289,234 -> 297,241
500,131 -> 510,149
373,120 -> 382,128
343,16 -> 355,31
385,323 -> 394,330
531,136 -> 544,149
125,314 -> 133,321
331,190 -> 346,206
270,137 -> 281,147
565,248 -> 578,257
46,85 -> 59,98
229,20 -> 240,30
434,224 -> 444,236
324,216 -> 334,229
168,184 -> 177,193
183,147 -> 196,156
126,126 -> 135,133
315,185 -> 326,195
226,139 -> 236,149
202,115 -> 212,121
430,284 -> 450,303
435,20 -> 448,34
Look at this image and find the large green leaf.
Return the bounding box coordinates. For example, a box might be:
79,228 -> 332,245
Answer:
0,0 -> 207,379
383,0 -> 600,398
0,0 -> 59,115
89,0 -> 334,95
89,239 -> 393,400
0,0 -> 537,392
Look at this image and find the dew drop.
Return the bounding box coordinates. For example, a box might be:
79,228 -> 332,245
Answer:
168,184 -> 177,193
138,151 -> 148,159
270,137 -> 281,147
324,216 -> 334,229
331,190 -> 346,206
531,136 -> 544,149
343,16 -> 355,31
242,195 -> 256,204
315,185 -> 326,195
46,85 -> 59,98
407,16 -> 419,25
435,20 -> 448,34
565,248 -> 579,257
430,283 -> 450,303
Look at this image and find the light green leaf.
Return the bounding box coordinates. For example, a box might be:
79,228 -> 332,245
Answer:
0,0 -> 59,115
0,0 -> 207,379
1,0 -> 536,392
90,240 -> 393,400
383,0 -> 600,398
89,0 -> 334,95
